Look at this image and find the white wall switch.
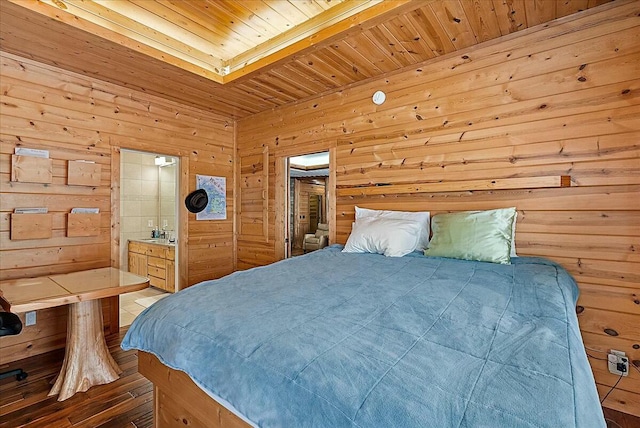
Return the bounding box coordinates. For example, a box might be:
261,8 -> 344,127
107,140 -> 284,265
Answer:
148,219 -> 154,227
25,311 -> 36,326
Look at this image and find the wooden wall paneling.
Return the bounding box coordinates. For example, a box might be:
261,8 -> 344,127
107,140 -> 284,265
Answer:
595,363 -> 640,396
274,155 -> 287,260
518,232 -> 638,263
238,148 -> 269,244
0,96 -> 225,152
0,306 -> 68,366
516,210 -> 640,236
597,384 -> 640,417
582,332 -> 640,363
334,130 -> 640,178
236,2 -> 640,415
237,2 -> 639,140
274,61 -> 640,153
0,66 -> 225,138
186,150 -> 235,283
0,52 -> 235,364
578,283 -> 640,314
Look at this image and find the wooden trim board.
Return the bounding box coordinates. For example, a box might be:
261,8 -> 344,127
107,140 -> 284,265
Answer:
336,175 -> 571,196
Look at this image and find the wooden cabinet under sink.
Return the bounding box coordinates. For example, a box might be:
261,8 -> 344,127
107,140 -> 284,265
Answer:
128,241 -> 175,293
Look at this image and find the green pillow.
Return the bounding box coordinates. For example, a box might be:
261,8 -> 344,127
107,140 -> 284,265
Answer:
424,207 -> 516,264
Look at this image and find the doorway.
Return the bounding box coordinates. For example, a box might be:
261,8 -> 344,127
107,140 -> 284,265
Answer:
286,152 -> 329,257
119,149 -> 179,326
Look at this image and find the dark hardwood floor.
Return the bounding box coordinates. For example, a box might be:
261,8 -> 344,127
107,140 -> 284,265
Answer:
1,327 -> 638,427
0,328 -> 152,428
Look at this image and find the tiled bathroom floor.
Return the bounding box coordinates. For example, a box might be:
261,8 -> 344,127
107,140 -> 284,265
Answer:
120,287 -> 169,327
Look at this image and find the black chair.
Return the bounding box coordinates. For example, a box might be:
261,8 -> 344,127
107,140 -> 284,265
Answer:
0,312 -> 28,381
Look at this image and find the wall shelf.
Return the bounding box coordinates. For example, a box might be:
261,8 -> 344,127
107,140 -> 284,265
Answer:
67,161 -> 101,186
67,213 -> 101,237
11,155 -> 52,184
10,213 -> 53,240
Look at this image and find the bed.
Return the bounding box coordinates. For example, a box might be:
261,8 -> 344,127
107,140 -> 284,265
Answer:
122,245 -> 605,427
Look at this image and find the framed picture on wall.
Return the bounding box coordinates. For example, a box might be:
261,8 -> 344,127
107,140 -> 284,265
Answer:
196,175 -> 226,220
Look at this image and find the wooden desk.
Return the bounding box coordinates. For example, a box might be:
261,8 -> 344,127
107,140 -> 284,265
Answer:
0,268 -> 149,400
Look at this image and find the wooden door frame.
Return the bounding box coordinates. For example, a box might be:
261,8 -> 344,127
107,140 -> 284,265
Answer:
274,145 -> 336,260
110,146 -> 189,293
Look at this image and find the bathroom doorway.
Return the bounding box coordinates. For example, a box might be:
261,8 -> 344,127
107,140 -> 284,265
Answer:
119,149 -> 179,326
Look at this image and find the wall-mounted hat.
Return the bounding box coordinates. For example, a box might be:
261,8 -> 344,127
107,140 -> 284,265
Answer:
185,189 -> 208,213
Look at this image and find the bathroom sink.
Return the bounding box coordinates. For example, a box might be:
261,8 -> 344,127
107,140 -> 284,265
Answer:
138,238 -> 175,245
140,238 -> 165,243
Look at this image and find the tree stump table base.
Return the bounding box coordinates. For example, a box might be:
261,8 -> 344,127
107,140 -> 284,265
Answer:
48,300 -> 122,401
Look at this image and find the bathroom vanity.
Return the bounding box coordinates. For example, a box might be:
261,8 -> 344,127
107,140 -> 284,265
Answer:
128,239 -> 175,293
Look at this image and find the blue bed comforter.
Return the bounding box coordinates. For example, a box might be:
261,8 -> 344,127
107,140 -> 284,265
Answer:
122,246 -> 605,427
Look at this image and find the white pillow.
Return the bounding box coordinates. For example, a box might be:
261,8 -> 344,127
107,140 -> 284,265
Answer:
343,217 -> 421,257
355,206 -> 431,250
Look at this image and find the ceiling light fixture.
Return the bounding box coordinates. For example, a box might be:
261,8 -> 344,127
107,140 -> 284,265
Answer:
372,90 -> 386,105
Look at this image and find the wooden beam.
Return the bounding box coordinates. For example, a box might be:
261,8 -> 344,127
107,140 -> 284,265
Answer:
5,0 -> 424,85
5,0 -> 224,83
336,176 -> 572,197
223,0 -> 423,82
225,1 -> 381,71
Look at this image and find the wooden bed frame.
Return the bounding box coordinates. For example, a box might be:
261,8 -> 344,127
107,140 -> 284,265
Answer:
138,351 -> 249,428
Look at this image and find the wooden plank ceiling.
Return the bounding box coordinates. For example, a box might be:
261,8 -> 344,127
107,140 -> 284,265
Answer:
0,0 -> 613,119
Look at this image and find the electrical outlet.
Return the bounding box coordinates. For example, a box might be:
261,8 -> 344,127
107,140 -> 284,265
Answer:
25,311 -> 36,326
608,349 -> 629,377
148,219 -> 154,227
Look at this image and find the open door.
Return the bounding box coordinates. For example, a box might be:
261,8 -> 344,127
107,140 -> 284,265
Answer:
283,152 -> 330,258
